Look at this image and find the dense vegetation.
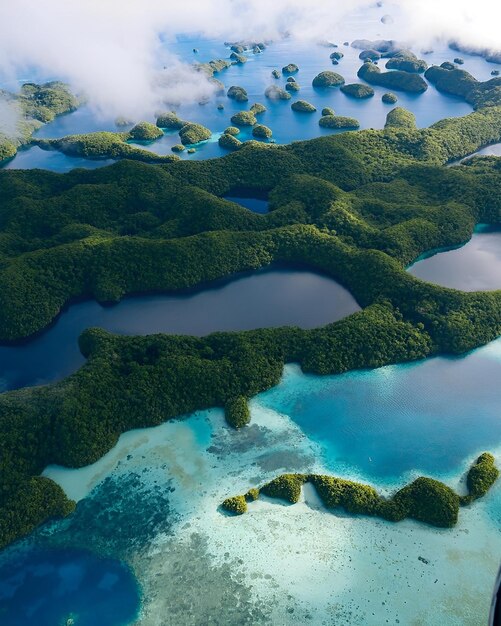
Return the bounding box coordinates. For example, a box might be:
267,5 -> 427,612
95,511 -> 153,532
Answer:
222,454 -> 499,527
340,83 -> 375,99
0,82 -> 80,162
312,71 -> 345,88
291,100 -> 316,112
227,86 -> 248,102
319,115 -> 360,129
358,62 -> 428,93
1,104 -> 501,547
385,50 -> 427,73
424,65 -> 501,109
35,130 -> 178,163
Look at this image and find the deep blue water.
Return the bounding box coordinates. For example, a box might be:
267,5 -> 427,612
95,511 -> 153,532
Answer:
258,339 -> 501,481
224,195 -> 269,213
0,547 -> 140,626
408,225 -> 501,291
0,268 -> 360,391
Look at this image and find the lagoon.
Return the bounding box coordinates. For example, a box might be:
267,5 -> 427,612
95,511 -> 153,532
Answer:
408,225 -> 501,291
0,547 -> 140,626
0,268 -> 360,391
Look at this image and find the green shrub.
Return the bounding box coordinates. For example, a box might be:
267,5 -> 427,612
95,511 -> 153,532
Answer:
245,488 -> 260,502
382,92 -> 398,104
171,144 -> 185,152
224,455 -> 497,527
217,132 -> 242,150
250,103 -> 267,115
222,495 -> 247,515
225,396 -> 251,428
359,49 -> 381,61
224,126 -> 240,136
386,50 -> 427,73
391,478 -> 460,528
424,65 -> 501,108
384,107 -> 417,129
261,474 -> 306,503
463,452 -> 499,503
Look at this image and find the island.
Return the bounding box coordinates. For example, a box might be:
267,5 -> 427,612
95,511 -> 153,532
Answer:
357,62 -> 428,93
222,454 -> 499,528
1,102 -> 501,549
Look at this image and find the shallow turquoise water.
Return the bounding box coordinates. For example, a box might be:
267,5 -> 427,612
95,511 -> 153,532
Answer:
0,547 -> 140,626
257,339 -> 501,481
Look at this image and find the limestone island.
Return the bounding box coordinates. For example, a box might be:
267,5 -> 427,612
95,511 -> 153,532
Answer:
340,83 -> 375,99
385,50 -> 428,73
312,71 -> 345,88
319,114 -> 360,129
264,86 -> 291,100
252,124 -> 273,139
291,100 -> 317,113
222,454 -> 499,528
358,61 -> 428,93
230,110 -> 257,126
382,92 -> 398,104
227,86 -> 248,102
218,133 -> 242,150
178,123 -> 212,145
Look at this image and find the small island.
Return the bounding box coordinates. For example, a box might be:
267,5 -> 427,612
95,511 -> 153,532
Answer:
340,83 -> 375,98
230,110 -> 257,126
357,61 -> 428,93
319,114 -> 360,129
227,86 -> 248,102
264,85 -> 291,100
222,454 -> 499,528
291,100 -> 317,112
312,71 -> 345,88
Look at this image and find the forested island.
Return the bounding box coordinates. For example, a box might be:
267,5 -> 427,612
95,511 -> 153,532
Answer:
222,453 -> 499,527
1,85 -> 501,548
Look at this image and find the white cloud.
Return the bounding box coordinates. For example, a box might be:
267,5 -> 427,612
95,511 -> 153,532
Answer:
0,0 -> 499,121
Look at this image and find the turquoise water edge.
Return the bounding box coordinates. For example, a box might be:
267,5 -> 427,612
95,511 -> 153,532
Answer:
1,2 -> 501,624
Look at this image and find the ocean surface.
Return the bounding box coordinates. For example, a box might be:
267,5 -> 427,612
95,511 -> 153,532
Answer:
0,2 -> 500,625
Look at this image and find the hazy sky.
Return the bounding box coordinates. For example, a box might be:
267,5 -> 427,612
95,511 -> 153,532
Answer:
0,0 -> 498,120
